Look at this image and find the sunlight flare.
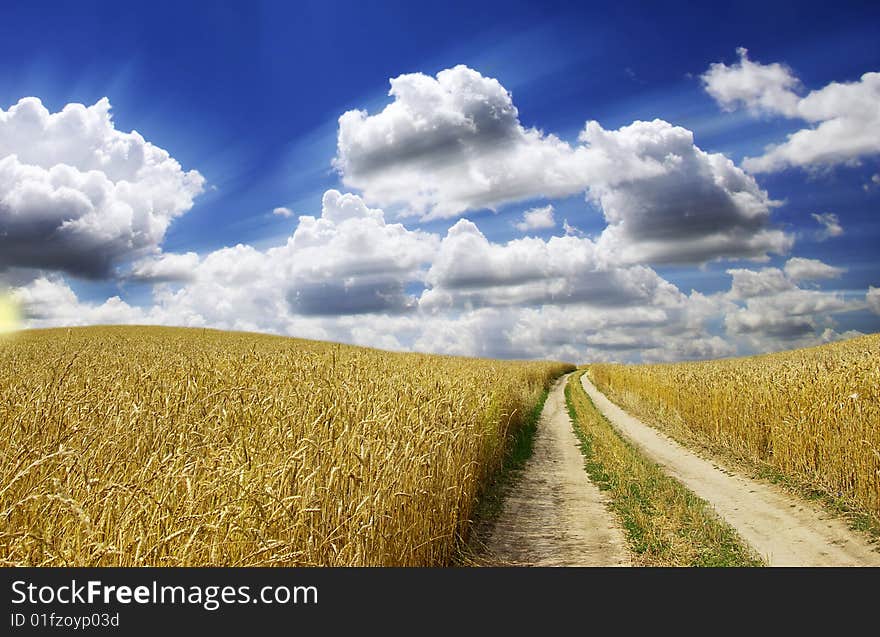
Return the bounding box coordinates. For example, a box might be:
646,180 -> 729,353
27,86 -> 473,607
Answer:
0,293 -> 22,335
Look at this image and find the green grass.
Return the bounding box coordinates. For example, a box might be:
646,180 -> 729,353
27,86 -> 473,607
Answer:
458,385 -> 551,563
472,386 -> 549,521
565,371 -> 763,567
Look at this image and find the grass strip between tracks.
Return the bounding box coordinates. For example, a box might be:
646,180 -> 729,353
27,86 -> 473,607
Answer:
565,370 -> 763,567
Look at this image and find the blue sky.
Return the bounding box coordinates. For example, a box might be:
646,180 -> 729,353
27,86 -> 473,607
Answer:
1,0 -> 879,361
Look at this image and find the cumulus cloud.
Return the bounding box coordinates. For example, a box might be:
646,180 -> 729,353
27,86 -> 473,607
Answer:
868,286 -> 880,315
273,206 -> 294,217
128,252 -> 200,282
724,288 -> 852,340
722,260 -> 860,349
10,191 -> 434,340
215,247 -> 875,358
10,273 -> 418,352
0,97 -> 205,278
811,212 -> 843,240
14,276 -> 148,326
507,297 -> 733,363
421,218 -> 681,311
282,190 -> 439,315
137,190 -> 439,331
726,266 -> 793,299
563,219 -> 585,237
335,65 -> 587,219
336,65 -> 791,264
583,119 -> 791,263
783,257 -> 844,281
412,301 -> 733,364
515,204 -> 555,232
6,79 -> 863,364
701,47 -> 802,117
12,188 -> 733,363
13,192 -> 871,364
703,50 -> 880,172
410,216 -> 742,362
744,72 -> 880,172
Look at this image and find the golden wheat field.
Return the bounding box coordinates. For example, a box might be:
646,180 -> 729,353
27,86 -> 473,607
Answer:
589,333 -> 880,526
0,325 -> 571,566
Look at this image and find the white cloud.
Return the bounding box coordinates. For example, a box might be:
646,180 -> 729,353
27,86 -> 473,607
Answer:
494,292 -> 733,363
583,119 -> 791,263
13,194 -> 871,364
411,300 -> 733,364
811,212 -> 843,240
0,97 -> 205,278
744,72 -> 880,172
13,191 -> 439,340
515,204 -> 555,232
336,66 -> 791,265
11,273 -> 415,352
724,288 -> 853,341
726,266 -> 793,299
783,257 -> 844,281
14,276 -> 148,327
12,189 -> 729,363
410,216 -> 742,362
562,219 -> 585,237
701,47 -> 802,117
335,65 -> 587,220
421,218 -> 681,311
5,81 -> 865,364
129,252 -> 200,282
722,261 -> 861,349
281,190 -> 439,315
136,190 -> 439,331
273,206 -> 294,217
703,51 -> 880,173
817,328 -> 865,344
868,286 -> 880,315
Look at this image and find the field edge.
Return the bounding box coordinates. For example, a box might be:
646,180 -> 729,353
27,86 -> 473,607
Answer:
456,377 -> 560,565
587,368 -> 880,546
565,370 -> 763,567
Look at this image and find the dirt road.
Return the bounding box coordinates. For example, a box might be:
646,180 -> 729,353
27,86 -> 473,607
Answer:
581,374 -> 880,566
485,375 -> 631,566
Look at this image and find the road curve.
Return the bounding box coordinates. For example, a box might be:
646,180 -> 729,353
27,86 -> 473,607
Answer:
582,373 -> 880,567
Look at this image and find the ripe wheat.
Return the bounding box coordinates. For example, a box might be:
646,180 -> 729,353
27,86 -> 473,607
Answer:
0,326 -> 571,566
590,334 -> 880,526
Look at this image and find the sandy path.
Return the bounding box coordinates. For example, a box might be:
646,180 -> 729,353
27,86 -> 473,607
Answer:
582,374 -> 880,566
486,375 -> 631,566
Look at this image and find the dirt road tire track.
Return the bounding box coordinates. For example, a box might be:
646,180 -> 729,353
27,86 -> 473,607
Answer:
485,374 -> 631,566
582,374 -> 880,566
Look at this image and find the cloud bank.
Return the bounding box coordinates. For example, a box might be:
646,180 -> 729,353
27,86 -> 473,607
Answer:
11,190 -> 863,363
0,97 -> 204,278
4,60 -> 876,363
